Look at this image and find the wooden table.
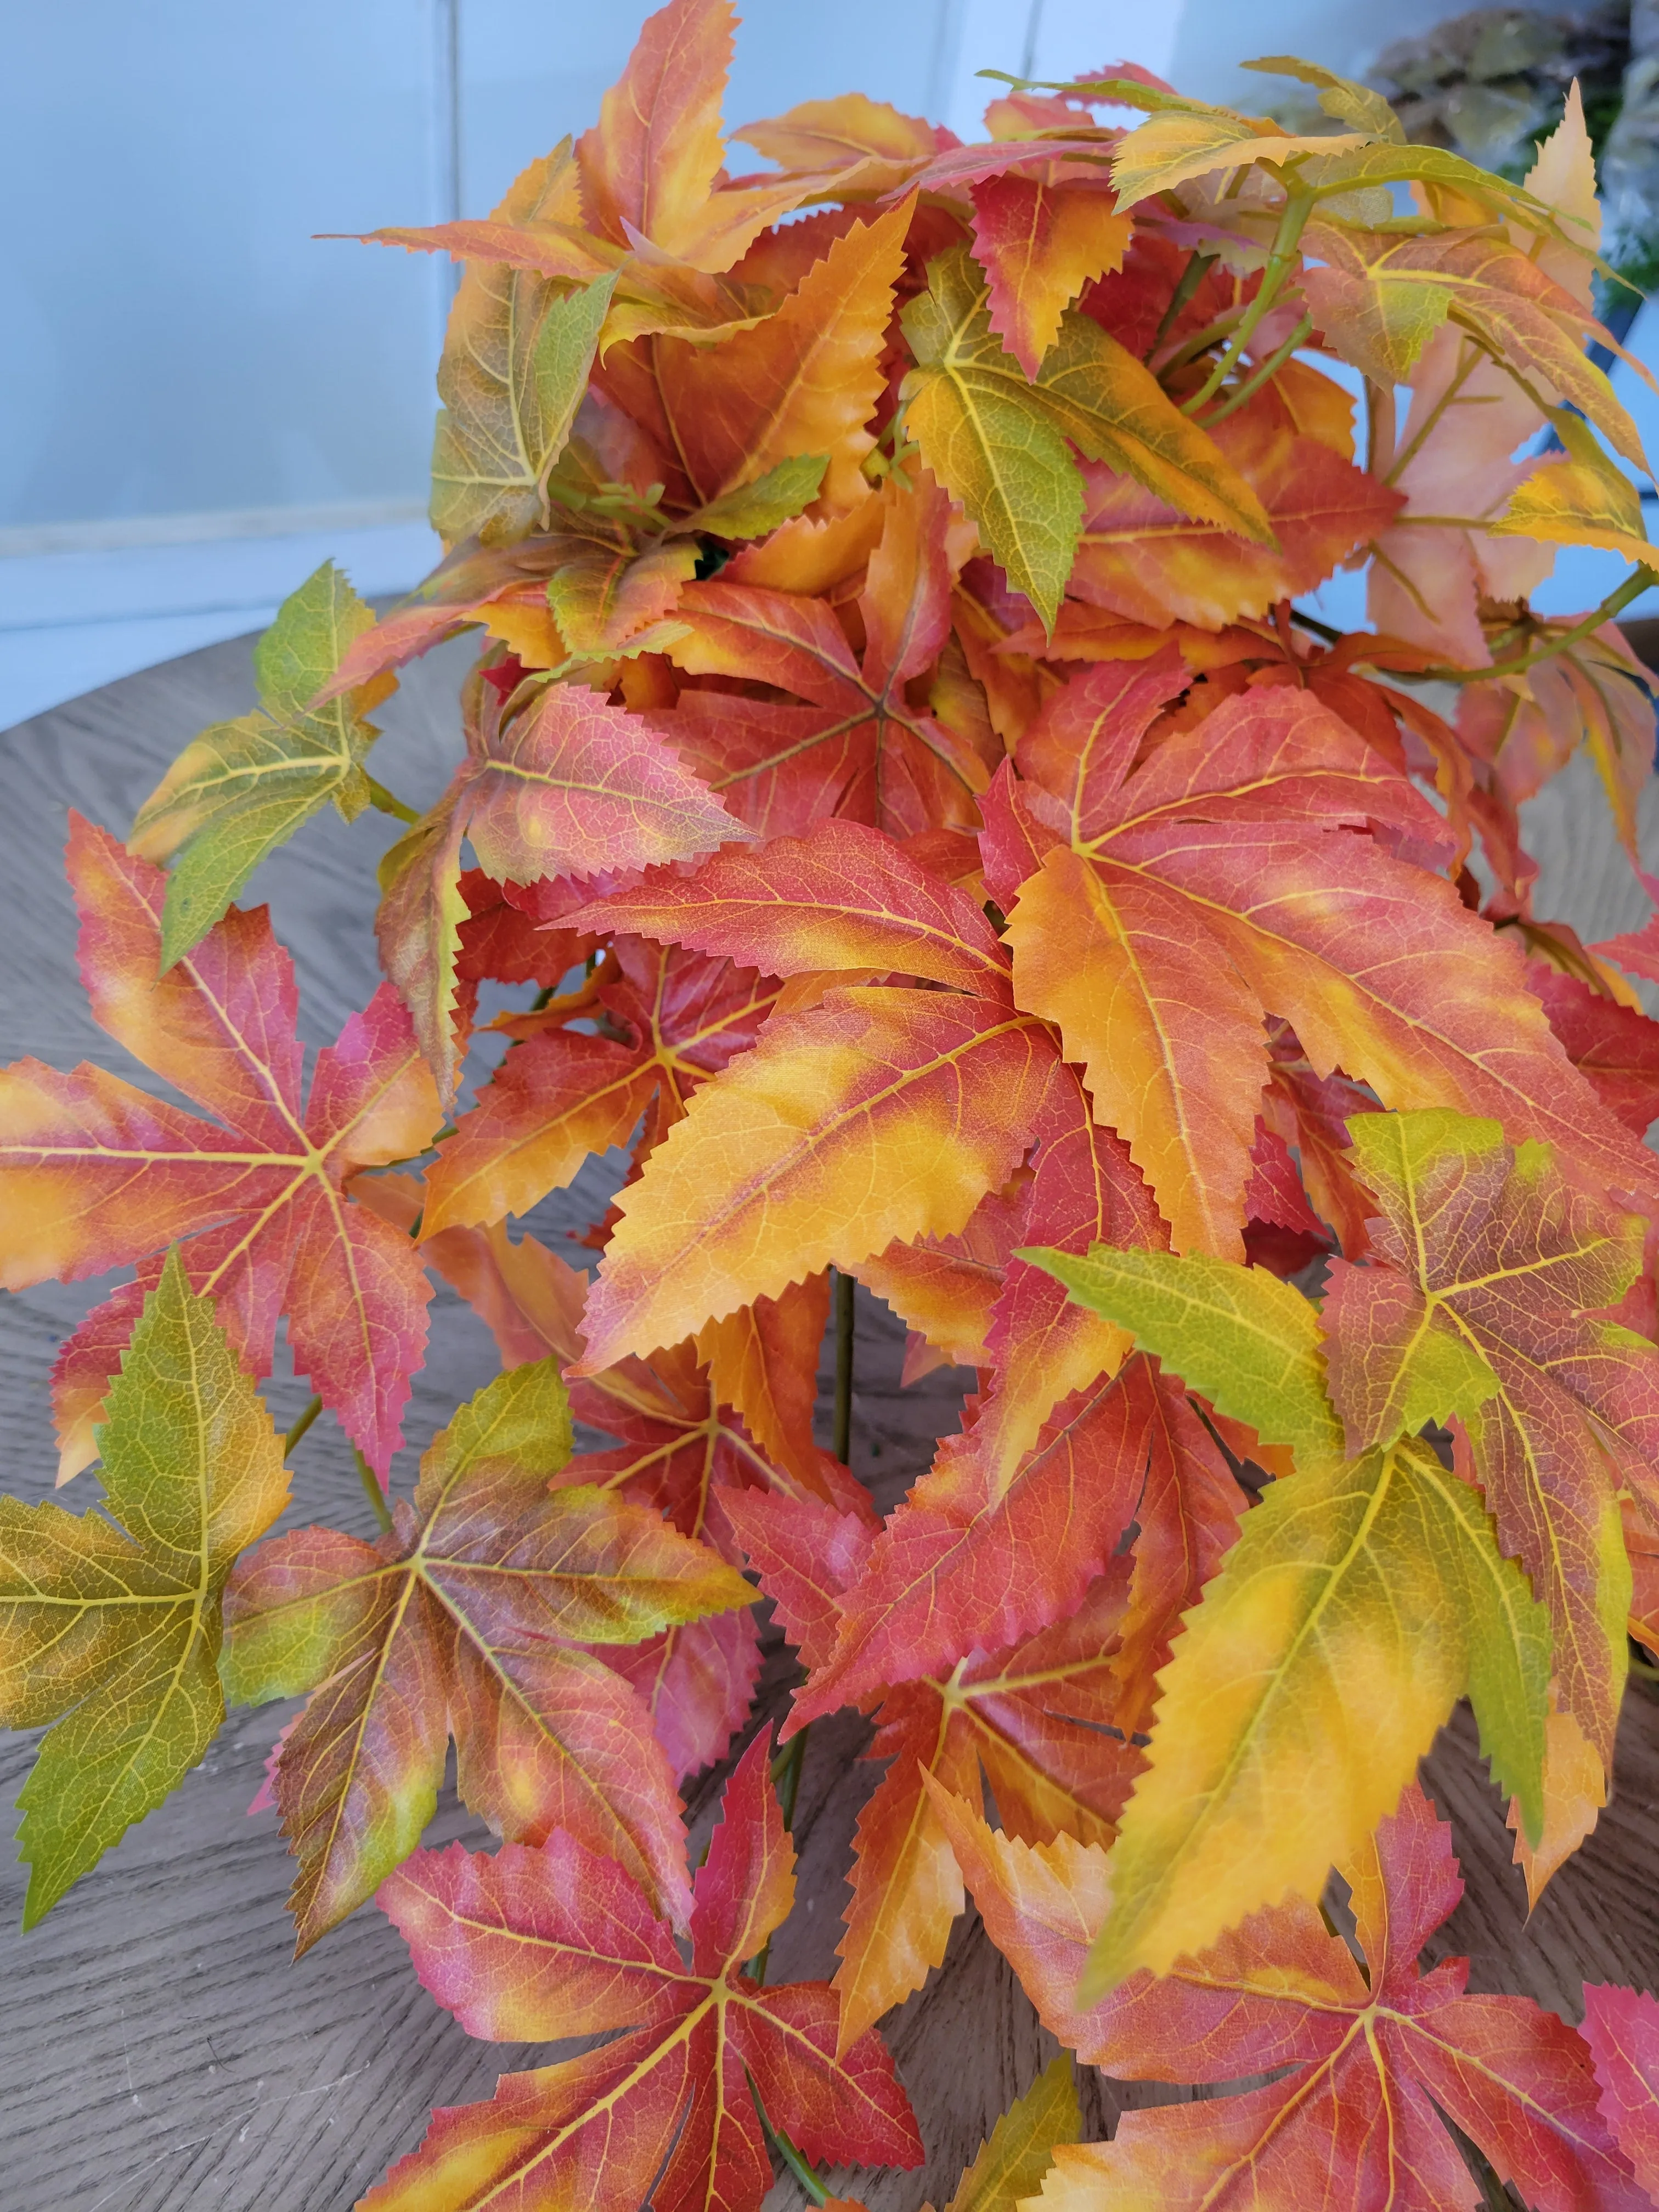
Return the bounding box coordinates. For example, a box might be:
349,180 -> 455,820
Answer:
3,635 -> 1659,2210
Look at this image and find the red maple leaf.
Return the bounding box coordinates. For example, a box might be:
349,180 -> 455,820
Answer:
366,1731 -> 923,2210
421,934 -> 783,1236
0,817 -> 440,1479
660,473 -> 995,837
938,1778 -> 1644,2209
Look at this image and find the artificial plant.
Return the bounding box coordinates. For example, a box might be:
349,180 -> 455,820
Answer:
11,2 -> 1659,2203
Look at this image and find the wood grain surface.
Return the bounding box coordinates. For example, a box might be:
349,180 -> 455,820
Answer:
2,637 -> 1658,2211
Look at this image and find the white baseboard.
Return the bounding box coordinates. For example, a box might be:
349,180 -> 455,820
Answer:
0,507 -> 441,730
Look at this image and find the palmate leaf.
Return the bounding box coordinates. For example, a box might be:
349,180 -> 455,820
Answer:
730,1489 -> 1141,2053
420,935 -> 782,1234
1322,1109 -> 1658,1768
365,1733 -> 922,2212
899,246 -> 1272,627
940,2056 -> 1081,2212
129,561 -> 387,966
571,822 -> 1172,1482
1066,394 -> 1403,632
0,1248 -> 289,1923
1582,1983 -> 1659,2200
575,0 -> 833,278
599,195 -> 913,517
968,175 -> 1131,379
0,819 -> 439,1480
1302,224 -> 1648,470
357,1175 -> 847,1780
1033,1241 -> 1549,1995
793,1352 -> 1235,1725
1000,654 -> 1658,1258
223,1358 -> 752,1950
375,666 -> 744,1103
657,471 -> 994,838
572,827 -> 1070,1373
939,1781 -> 1641,2211
430,131 -> 618,548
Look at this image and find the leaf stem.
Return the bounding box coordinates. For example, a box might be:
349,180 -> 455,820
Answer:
1199,309 -> 1314,427
769,2122 -> 830,2207
355,1447 -> 394,1534
832,1270 -> 855,1467
1149,247 -> 1217,357
366,777 -> 420,826
771,1729 -> 809,1833
1181,187 -> 1314,416
284,1394 -> 323,1455
1419,566 -> 1655,684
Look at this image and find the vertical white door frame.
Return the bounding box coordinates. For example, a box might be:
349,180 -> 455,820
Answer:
431,0 -> 463,365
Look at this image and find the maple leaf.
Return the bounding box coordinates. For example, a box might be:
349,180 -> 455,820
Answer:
794,1347 -> 1238,1741
1583,1983 -> 1659,2203
375,665 -> 744,1102
420,935 -> 781,1235
729,1487 -> 1141,2051
365,1732 -> 923,2211
575,0 -> 834,278
319,533 -> 579,698
128,562 -> 390,965
1460,622 -> 1659,868
730,93 -> 938,194
1030,1240 -> 1550,1991
695,1271 -> 831,1498
0,1248 -> 289,1924
968,174 -> 1132,379
1302,224 -> 1646,469
938,1779 -> 1644,2211
1321,1107 -> 1658,1770
1525,957 -> 1659,1137
900,244 -> 1273,626
1065,395 -> 1403,631
0,817 -> 439,1481
1367,336 -> 1559,669
560,815 -> 1011,996
357,1175 -> 842,1779
573,828 -> 1066,1373
431,156 -> 617,550
223,1358 -> 752,1950
933,2055 -> 1081,2212
999,651 -> 1657,1258
597,194 -> 912,517
1105,95 -> 1368,208
656,473 -> 994,838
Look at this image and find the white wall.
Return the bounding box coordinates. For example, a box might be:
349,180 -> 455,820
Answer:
0,0 -> 1609,727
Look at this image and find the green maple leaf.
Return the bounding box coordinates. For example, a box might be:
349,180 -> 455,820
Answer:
1029,1238 -> 1549,1995
129,560 -> 385,967
899,246 -> 1272,627
0,1248 -> 290,1925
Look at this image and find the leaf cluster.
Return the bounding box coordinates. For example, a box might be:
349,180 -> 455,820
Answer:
9,5 -> 1659,2207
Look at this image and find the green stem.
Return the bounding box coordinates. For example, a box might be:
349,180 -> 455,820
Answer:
366,777 -> 420,826
284,1394 -> 323,1455
1199,308 -> 1314,426
769,2123 -> 830,2207
1148,247 -> 1216,357
772,1730 -> 808,1833
1420,565 -> 1655,685
832,1271 -> 855,1467
355,1447 -> 394,1534
1181,187 -> 1314,416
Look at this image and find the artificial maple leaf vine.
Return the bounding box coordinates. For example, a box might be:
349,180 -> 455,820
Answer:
13,3 -> 1659,2206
